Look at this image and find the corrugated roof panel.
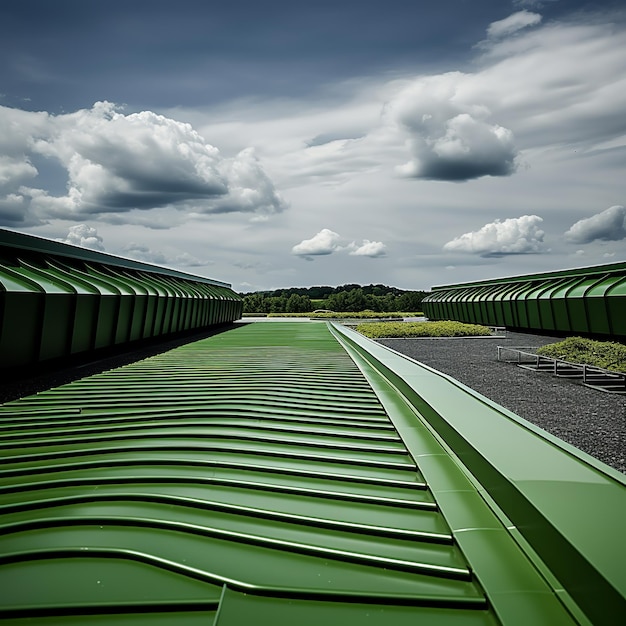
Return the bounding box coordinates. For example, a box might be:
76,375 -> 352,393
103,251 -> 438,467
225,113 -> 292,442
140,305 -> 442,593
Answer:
0,322 -> 587,624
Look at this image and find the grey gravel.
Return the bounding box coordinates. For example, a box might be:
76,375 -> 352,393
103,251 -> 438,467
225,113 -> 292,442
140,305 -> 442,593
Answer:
378,331 -> 626,475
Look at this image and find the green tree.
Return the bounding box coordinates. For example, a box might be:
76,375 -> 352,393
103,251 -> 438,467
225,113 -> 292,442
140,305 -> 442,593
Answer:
286,293 -> 312,313
269,296 -> 288,312
365,294 -> 382,312
242,286 -> 429,314
345,288 -> 368,311
243,293 -> 267,313
380,293 -> 399,312
397,291 -> 426,312
326,291 -> 349,311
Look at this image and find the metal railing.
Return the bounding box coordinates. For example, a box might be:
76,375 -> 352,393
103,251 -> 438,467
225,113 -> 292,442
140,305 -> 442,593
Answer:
497,346 -> 626,393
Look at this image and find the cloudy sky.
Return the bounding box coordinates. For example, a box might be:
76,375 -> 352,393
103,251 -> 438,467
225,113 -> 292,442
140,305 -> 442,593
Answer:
1,0 -> 625,291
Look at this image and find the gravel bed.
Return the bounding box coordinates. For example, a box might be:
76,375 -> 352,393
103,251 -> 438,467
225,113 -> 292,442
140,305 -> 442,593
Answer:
378,331 -> 626,475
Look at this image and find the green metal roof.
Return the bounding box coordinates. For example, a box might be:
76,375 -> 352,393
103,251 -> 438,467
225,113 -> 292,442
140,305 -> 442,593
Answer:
1,321 -> 623,624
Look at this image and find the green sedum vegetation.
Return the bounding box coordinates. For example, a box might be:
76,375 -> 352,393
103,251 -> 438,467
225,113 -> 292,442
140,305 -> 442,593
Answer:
536,337 -> 626,373
355,320 -> 492,339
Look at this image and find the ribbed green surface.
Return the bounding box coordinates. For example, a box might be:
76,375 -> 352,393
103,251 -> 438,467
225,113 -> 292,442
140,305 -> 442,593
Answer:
422,264 -> 626,337
1,322 -> 504,624
0,320 -> 601,624
0,228 -> 243,369
6,321 -> 609,624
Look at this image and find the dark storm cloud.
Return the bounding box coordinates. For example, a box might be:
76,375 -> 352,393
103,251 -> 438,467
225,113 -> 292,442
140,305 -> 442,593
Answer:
389,77 -> 519,182
1,1 -> 624,288
407,151 -> 517,182
0,0 -> 531,112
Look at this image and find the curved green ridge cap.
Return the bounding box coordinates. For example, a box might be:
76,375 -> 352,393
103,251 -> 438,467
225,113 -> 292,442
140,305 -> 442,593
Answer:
330,322 -> 626,626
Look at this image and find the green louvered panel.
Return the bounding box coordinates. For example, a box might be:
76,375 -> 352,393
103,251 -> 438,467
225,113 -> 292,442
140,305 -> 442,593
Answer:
422,261 -> 626,338
0,228 -> 243,369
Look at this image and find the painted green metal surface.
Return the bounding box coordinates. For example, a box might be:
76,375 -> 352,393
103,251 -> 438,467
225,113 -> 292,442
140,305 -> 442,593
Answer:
331,323 -> 626,626
1,321 -> 614,623
422,262 -> 626,338
0,229 -> 242,369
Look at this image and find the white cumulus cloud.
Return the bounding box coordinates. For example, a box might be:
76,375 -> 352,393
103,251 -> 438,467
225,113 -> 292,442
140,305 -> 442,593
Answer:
0,101 -> 286,227
564,205 -> 626,244
443,215 -> 546,257
348,240 -> 387,257
58,224 -> 105,251
0,156 -> 38,187
291,229 -> 341,259
486,11 -> 542,40
0,107 -> 49,225
291,229 -> 388,260
207,148 -> 286,216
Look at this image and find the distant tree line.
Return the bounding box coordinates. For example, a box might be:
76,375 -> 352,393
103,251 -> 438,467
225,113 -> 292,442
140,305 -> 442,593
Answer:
241,284 -> 428,314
